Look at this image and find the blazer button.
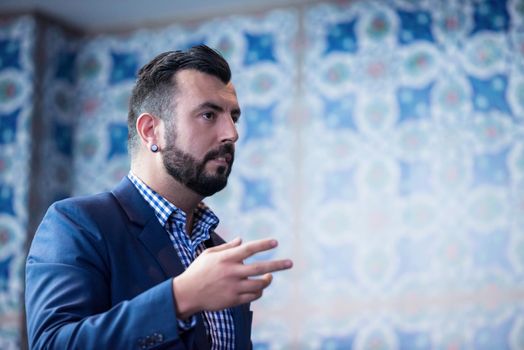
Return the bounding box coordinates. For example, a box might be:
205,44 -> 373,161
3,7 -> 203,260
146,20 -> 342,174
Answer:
145,335 -> 156,348
137,337 -> 147,349
152,332 -> 164,343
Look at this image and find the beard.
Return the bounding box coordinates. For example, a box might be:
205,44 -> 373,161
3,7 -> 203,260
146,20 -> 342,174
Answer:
162,134 -> 235,197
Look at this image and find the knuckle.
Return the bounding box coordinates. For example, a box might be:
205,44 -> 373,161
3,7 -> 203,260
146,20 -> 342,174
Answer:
253,263 -> 264,275
245,246 -> 256,256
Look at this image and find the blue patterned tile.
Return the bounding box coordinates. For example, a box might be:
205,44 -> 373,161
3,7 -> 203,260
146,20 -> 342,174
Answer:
109,51 -> 139,85
0,39 -> 21,70
317,244 -> 356,281
473,316 -> 513,350
0,222 -> 15,246
399,161 -> 432,195
0,108 -> 19,144
397,84 -> 433,123
253,343 -> 270,350
107,123 -> 128,159
55,51 -> 77,84
78,55 -> 102,80
471,0 -> 510,34
242,104 -> 275,143
241,177 -> 273,211
0,182 -> 15,216
469,74 -> 512,115
397,330 -> 432,350
471,230 -> 511,271
0,73 -> 24,104
473,148 -> 510,186
180,38 -> 206,50
0,255 -> 13,292
323,95 -> 357,130
3,3 -> 524,348
53,191 -> 71,203
53,121 -> 73,156
243,33 -> 276,65
365,12 -> 392,41
324,168 -> 356,202
396,236 -> 433,275
54,88 -> 74,114
397,10 -> 434,45
320,335 -> 355,349
325,19 -> 358,54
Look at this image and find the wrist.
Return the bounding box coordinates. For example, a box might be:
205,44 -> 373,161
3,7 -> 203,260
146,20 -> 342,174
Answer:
172,276 -> 199,320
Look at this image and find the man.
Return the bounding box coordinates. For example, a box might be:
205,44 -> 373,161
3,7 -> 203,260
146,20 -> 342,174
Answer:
25,45 -> 293,349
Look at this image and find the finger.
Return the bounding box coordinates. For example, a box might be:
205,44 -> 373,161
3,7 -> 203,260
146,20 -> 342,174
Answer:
237,291 -> 264,304
224,238 -> 279,261
240,259 -> 293,277
205,237 -> 242,253
237,274 -> 273,293
261,273 -> 273,285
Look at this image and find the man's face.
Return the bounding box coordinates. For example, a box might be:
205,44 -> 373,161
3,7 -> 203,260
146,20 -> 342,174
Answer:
161,69 -> 240,197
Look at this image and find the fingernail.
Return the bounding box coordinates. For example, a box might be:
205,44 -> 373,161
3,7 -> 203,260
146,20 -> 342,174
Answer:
285,260 -> 293,268
270,239 -> 278,247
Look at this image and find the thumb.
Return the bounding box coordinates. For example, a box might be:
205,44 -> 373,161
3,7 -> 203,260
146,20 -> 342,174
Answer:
206,237 -> 242,253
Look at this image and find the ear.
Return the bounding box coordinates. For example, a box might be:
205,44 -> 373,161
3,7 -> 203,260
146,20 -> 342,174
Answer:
136,113 -> 162,151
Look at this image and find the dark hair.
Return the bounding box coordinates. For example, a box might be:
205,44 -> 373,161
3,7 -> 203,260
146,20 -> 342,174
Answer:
127,45 -> 231,155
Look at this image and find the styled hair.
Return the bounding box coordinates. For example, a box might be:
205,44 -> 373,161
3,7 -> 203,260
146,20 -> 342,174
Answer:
127,45 -> 231,155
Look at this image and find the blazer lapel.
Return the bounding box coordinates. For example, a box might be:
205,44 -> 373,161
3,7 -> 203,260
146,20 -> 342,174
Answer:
111,177 -> 185,277
138,217 -> 186,277
112,177 -> 212,349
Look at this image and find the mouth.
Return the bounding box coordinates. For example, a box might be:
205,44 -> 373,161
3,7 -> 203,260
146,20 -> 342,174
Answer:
210,154 -> 232,165
205,143 -> 235,167
223,153 -> 233,163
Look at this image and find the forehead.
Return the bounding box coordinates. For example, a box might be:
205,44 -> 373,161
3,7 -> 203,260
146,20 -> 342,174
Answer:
173,69 -> 238,104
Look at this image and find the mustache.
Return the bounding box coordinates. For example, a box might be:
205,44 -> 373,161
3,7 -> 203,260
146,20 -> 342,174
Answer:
203,143 -> 235,163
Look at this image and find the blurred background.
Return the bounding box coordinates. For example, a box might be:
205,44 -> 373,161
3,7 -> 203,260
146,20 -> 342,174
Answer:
1,0 -> 524,349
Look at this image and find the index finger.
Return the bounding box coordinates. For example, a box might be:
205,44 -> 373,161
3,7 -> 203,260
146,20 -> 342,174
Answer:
223,238 -> 279,261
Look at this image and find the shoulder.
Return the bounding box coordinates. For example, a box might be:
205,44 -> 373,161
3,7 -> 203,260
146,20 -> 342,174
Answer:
48,191 -> 123,231
33,189 -> 129,253
53,190 -> 118,215
28,191 -> 118,268
49,176 -> 138,221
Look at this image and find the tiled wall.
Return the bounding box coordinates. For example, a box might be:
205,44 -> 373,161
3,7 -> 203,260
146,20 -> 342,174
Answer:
1,0 -> 524,348
0,16 -> 34,350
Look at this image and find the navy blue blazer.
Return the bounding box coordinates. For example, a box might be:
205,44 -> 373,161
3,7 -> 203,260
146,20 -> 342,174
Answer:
25,177 -> 252,349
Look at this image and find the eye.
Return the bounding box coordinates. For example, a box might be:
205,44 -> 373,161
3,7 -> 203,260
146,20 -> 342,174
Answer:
232,114 -> 241,124
201,112 -> 216,121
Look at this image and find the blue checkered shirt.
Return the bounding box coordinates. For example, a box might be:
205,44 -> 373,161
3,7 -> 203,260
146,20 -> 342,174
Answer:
128,172 -> 235,349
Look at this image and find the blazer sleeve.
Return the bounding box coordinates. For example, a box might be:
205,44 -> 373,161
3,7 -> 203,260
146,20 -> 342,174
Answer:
25,200 -> 190,350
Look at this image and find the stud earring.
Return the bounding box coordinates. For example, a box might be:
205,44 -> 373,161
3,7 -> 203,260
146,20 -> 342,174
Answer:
150,144 -> 159,153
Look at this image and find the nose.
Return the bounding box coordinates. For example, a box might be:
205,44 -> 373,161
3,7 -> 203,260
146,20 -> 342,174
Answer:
220,114 -> 239,143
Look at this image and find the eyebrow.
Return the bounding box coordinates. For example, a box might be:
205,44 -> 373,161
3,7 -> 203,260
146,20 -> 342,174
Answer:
198,101 -> 241,117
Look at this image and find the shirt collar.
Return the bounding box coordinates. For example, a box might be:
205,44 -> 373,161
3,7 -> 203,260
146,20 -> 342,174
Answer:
127,171 -> 219,232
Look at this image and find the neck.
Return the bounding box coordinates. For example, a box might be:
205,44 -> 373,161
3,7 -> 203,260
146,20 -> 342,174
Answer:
131,157 -> 204,233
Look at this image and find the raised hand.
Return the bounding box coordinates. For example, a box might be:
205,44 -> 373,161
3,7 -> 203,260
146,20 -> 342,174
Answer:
172,238 -> 293,319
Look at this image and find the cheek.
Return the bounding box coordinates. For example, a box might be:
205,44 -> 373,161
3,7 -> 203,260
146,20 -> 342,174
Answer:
168,120 -> 215,158
186,132 -> 214,154
177,136 -> 209,160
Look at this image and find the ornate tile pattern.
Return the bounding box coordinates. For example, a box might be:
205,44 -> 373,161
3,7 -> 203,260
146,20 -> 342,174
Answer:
0,16 -> 34,350
2,1 -> 524,348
